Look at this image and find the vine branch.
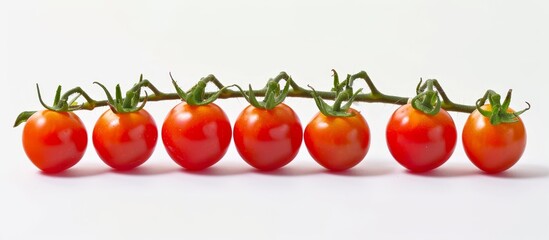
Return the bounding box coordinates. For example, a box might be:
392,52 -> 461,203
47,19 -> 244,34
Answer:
14,71 -> 480,127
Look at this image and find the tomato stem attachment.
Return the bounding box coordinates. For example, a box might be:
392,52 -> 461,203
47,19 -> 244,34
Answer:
476,89 -> 530,125
93,75 -> 149,113
234,72 -> 292,110
170,73 -> 234,106
309,70 -> 363,117
411,79 -> 442,115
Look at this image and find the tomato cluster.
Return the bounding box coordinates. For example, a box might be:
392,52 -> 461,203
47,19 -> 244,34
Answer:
21,101 -> 526,174
19,72 -> 528,174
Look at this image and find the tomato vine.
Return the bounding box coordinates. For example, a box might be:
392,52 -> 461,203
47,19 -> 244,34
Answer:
14,69 -> 532,174
14,70 -> 486,127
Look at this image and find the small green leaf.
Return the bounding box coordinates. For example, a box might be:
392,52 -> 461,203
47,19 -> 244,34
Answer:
341,88 -> 363,111
170,75 -> 188,101
474,89 -> 529,125
14,111 -> 37,127
187,81 -> 208,105
410,80 -> 442,115
308,85 -> 353,117
115,84 -> 122,105
36,84 -> 57,111
274,77 -> 291,105
123,91 -> 134,108
332,69 -> 340,93
501,89 -> 512,111
53,85 -> 62,106
247,84 -> 262,108
93,82 -> 116,106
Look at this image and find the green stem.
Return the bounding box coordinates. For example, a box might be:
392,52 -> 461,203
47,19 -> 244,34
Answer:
75,88 -> 472,113
14,71 -> 483,127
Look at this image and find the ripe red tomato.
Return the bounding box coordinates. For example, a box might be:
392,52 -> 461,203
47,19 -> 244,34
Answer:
162,102 -> 231,170
233,103 -> 302,171
22,110 -> 88,173
462,105 -> 526,173
304,109 -> 370,171
93,109 -> 158,170
386,103 -> 457,172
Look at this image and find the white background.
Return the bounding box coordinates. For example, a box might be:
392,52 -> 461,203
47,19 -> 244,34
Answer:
2,0 -> 549,239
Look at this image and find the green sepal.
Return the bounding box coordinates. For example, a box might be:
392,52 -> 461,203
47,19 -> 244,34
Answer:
36,84 -> 69,112
115,84 -> 123,105
234,76 -> 292,110
476,89 -> 530,125
93,77 -> 148,114
68,93 -> 82,108
170,73 -> 231,106
411,79 -> 442,115
331,69 -> 340,94
122,89 -> 134,108
93,82 -> 117,112
170,73 -> 188,100
411,91 -> 442,115
53,85 -> 62,107
341,88 -> 363,111
247,84 -> 262,108
13,111 -> 37,127
308,85 -> 362,117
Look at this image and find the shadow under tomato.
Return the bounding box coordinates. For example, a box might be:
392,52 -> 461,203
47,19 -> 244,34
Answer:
406,164 -> 479,178
112,163 -> 180,176
40,166 -> 109,178
254,164 -> 324,176
483,164 -> 549,179
326,161 -> 395,177
181,164 -> 252,176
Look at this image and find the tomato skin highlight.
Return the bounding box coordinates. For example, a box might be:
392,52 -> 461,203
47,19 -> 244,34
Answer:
93,109 -> 158,171
162,102 -> 232,170
386,104 -> 457,172
233,103 -> 303,171
304,109 -> 370,171
462,105 -> 526,174
22,110 -> 88,173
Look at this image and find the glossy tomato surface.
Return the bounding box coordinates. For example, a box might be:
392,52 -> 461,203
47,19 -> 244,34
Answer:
162,102 -> 232,170
233,103 -> 302,171
304,109 -> 370,171
22,110 -> 88,173
93,109 -> 158,170
386,104 -> 457,172
462,105 -> 526,173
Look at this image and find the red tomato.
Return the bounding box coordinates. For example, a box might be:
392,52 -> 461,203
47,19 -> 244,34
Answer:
462,105 -> 526,173
93,109 -> 158,170
304,109 -> 370,171
233,103 -> 302,171
386,104 -> 457,172
162,102 -> 231,170
22,110 -> 88,173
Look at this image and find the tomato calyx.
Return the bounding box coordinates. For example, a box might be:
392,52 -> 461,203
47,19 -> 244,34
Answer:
14,84 -> 96,127
234,72 -> 292,110
411,79 -> 442,115
476,89 -> 530,125
169,73 -> 234,106
309,70 -> 362,117
94,75 -> 149,114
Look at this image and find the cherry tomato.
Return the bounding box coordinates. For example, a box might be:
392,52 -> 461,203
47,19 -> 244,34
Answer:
386,103 -> 457,172
93,109 -> 158,170
22,110 -> 88,173
162,102 -> 231,170
233,103 -> 302,171
462,105 -> 526,173
304,109 -> 370,171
